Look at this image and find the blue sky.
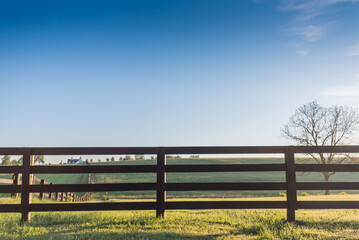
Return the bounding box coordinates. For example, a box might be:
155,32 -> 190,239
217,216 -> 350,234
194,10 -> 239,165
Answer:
1,0 -> 359,147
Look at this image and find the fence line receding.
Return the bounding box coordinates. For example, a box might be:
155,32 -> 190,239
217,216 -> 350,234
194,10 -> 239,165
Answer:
0,146 -> 359,222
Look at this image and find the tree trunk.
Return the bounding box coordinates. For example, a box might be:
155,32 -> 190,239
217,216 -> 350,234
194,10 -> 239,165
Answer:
323,172 -> 330,195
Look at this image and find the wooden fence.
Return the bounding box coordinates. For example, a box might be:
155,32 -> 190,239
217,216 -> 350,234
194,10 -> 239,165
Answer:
1,146 -> 359,222
5,173 -> 90,202
33,175 -> 90,202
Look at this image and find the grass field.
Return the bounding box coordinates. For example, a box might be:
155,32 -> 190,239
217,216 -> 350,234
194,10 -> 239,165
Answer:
90,158 -> 359,198
3,157 -> 359,199
1,195 -> 359,239
0,169 -> 90,198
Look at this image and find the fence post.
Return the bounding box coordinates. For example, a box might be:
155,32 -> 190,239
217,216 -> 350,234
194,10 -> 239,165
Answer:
39,179 -> 44,200
61,192 -> 64,202
20,151 -> 34,223
156,148 -> 166,218
11,173 -> 19,198
55,192 -> 59,201
49,183 -> 53,199
285,148 -> 297,222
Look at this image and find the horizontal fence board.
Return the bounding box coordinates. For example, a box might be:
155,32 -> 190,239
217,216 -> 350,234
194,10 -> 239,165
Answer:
292,145 -> 359,154
1,145 -> 359,155
32,165 -> 157,174
161,146 -> 359,154
298,201 -> 359,209
296,164 -> 359,172
165,164 -> 286,172
0,185 -> 21,193
29,202 -> 157,212
0,148 -> 27,155
0,146 -> 288,155
0,166 -> 22,174
30,147 -> 158,155
297,182 -> 359,190
0,204 -> 22,212
164,146 -> 288,154
165,201 -> 287,209
165,182 -> 287,191
30,183 -> 157,192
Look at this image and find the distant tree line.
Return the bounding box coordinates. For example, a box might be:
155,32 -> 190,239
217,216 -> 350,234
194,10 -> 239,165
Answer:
0,155 -> 45,166
58,154 -> 200,164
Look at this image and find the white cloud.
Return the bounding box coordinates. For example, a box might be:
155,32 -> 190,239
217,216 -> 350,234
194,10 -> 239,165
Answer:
291,25 -> 326,42
279,0 -> 358,42
296,49 -> 309,57
321,82 -> 359,97
346,44 -> 359,56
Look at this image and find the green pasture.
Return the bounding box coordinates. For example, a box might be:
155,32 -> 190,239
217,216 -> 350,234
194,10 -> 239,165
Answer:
2,195 -> 359,239
89,158 -> 359,198
3,158 -> 359,199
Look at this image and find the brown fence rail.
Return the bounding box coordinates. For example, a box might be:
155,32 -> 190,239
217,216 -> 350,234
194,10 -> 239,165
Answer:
1,146 -> 359,222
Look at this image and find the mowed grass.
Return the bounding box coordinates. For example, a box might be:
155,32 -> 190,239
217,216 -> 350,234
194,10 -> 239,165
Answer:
0,169 -> 89,198
91,157 -> 359,184
3,157 -> 359,199
90,158 -> 359,198
2,195 -> 359,239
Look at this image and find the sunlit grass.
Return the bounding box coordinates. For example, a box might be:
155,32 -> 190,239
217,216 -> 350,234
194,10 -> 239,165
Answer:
1,195 -> 359,239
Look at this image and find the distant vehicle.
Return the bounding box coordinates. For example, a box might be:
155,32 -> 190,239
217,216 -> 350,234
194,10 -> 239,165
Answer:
67,157 -> 83,164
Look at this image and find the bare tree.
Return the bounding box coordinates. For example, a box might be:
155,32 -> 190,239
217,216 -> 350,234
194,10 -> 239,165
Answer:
282,101 -> 359,195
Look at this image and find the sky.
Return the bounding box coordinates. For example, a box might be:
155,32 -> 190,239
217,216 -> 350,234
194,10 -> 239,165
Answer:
1,0 -> 359,148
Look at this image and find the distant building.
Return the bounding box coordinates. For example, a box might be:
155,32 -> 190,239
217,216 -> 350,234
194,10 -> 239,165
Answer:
67,157 -> 83,164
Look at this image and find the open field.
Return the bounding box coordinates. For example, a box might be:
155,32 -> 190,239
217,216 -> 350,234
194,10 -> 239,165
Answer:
3,158 -> 359,199
72,158 -> 359,198
2,195 -> 359,239
0,171 -> 90,198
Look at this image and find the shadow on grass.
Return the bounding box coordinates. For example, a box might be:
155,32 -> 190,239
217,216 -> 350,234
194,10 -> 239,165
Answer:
12,231 -> 222,240
293,219 -> 359,229
7,220 -> 359,240
6,212 -> 359,240
6,218 -> 253,240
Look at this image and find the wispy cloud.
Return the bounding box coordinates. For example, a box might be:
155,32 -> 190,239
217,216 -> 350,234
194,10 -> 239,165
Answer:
279,0 -> 358,42
346,44 -> 359,56
286,43 -> 310,57
321,83 -> 359,97
290,25 -> 326,42
321,73 -> 359,96
296,49 -> 309,57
